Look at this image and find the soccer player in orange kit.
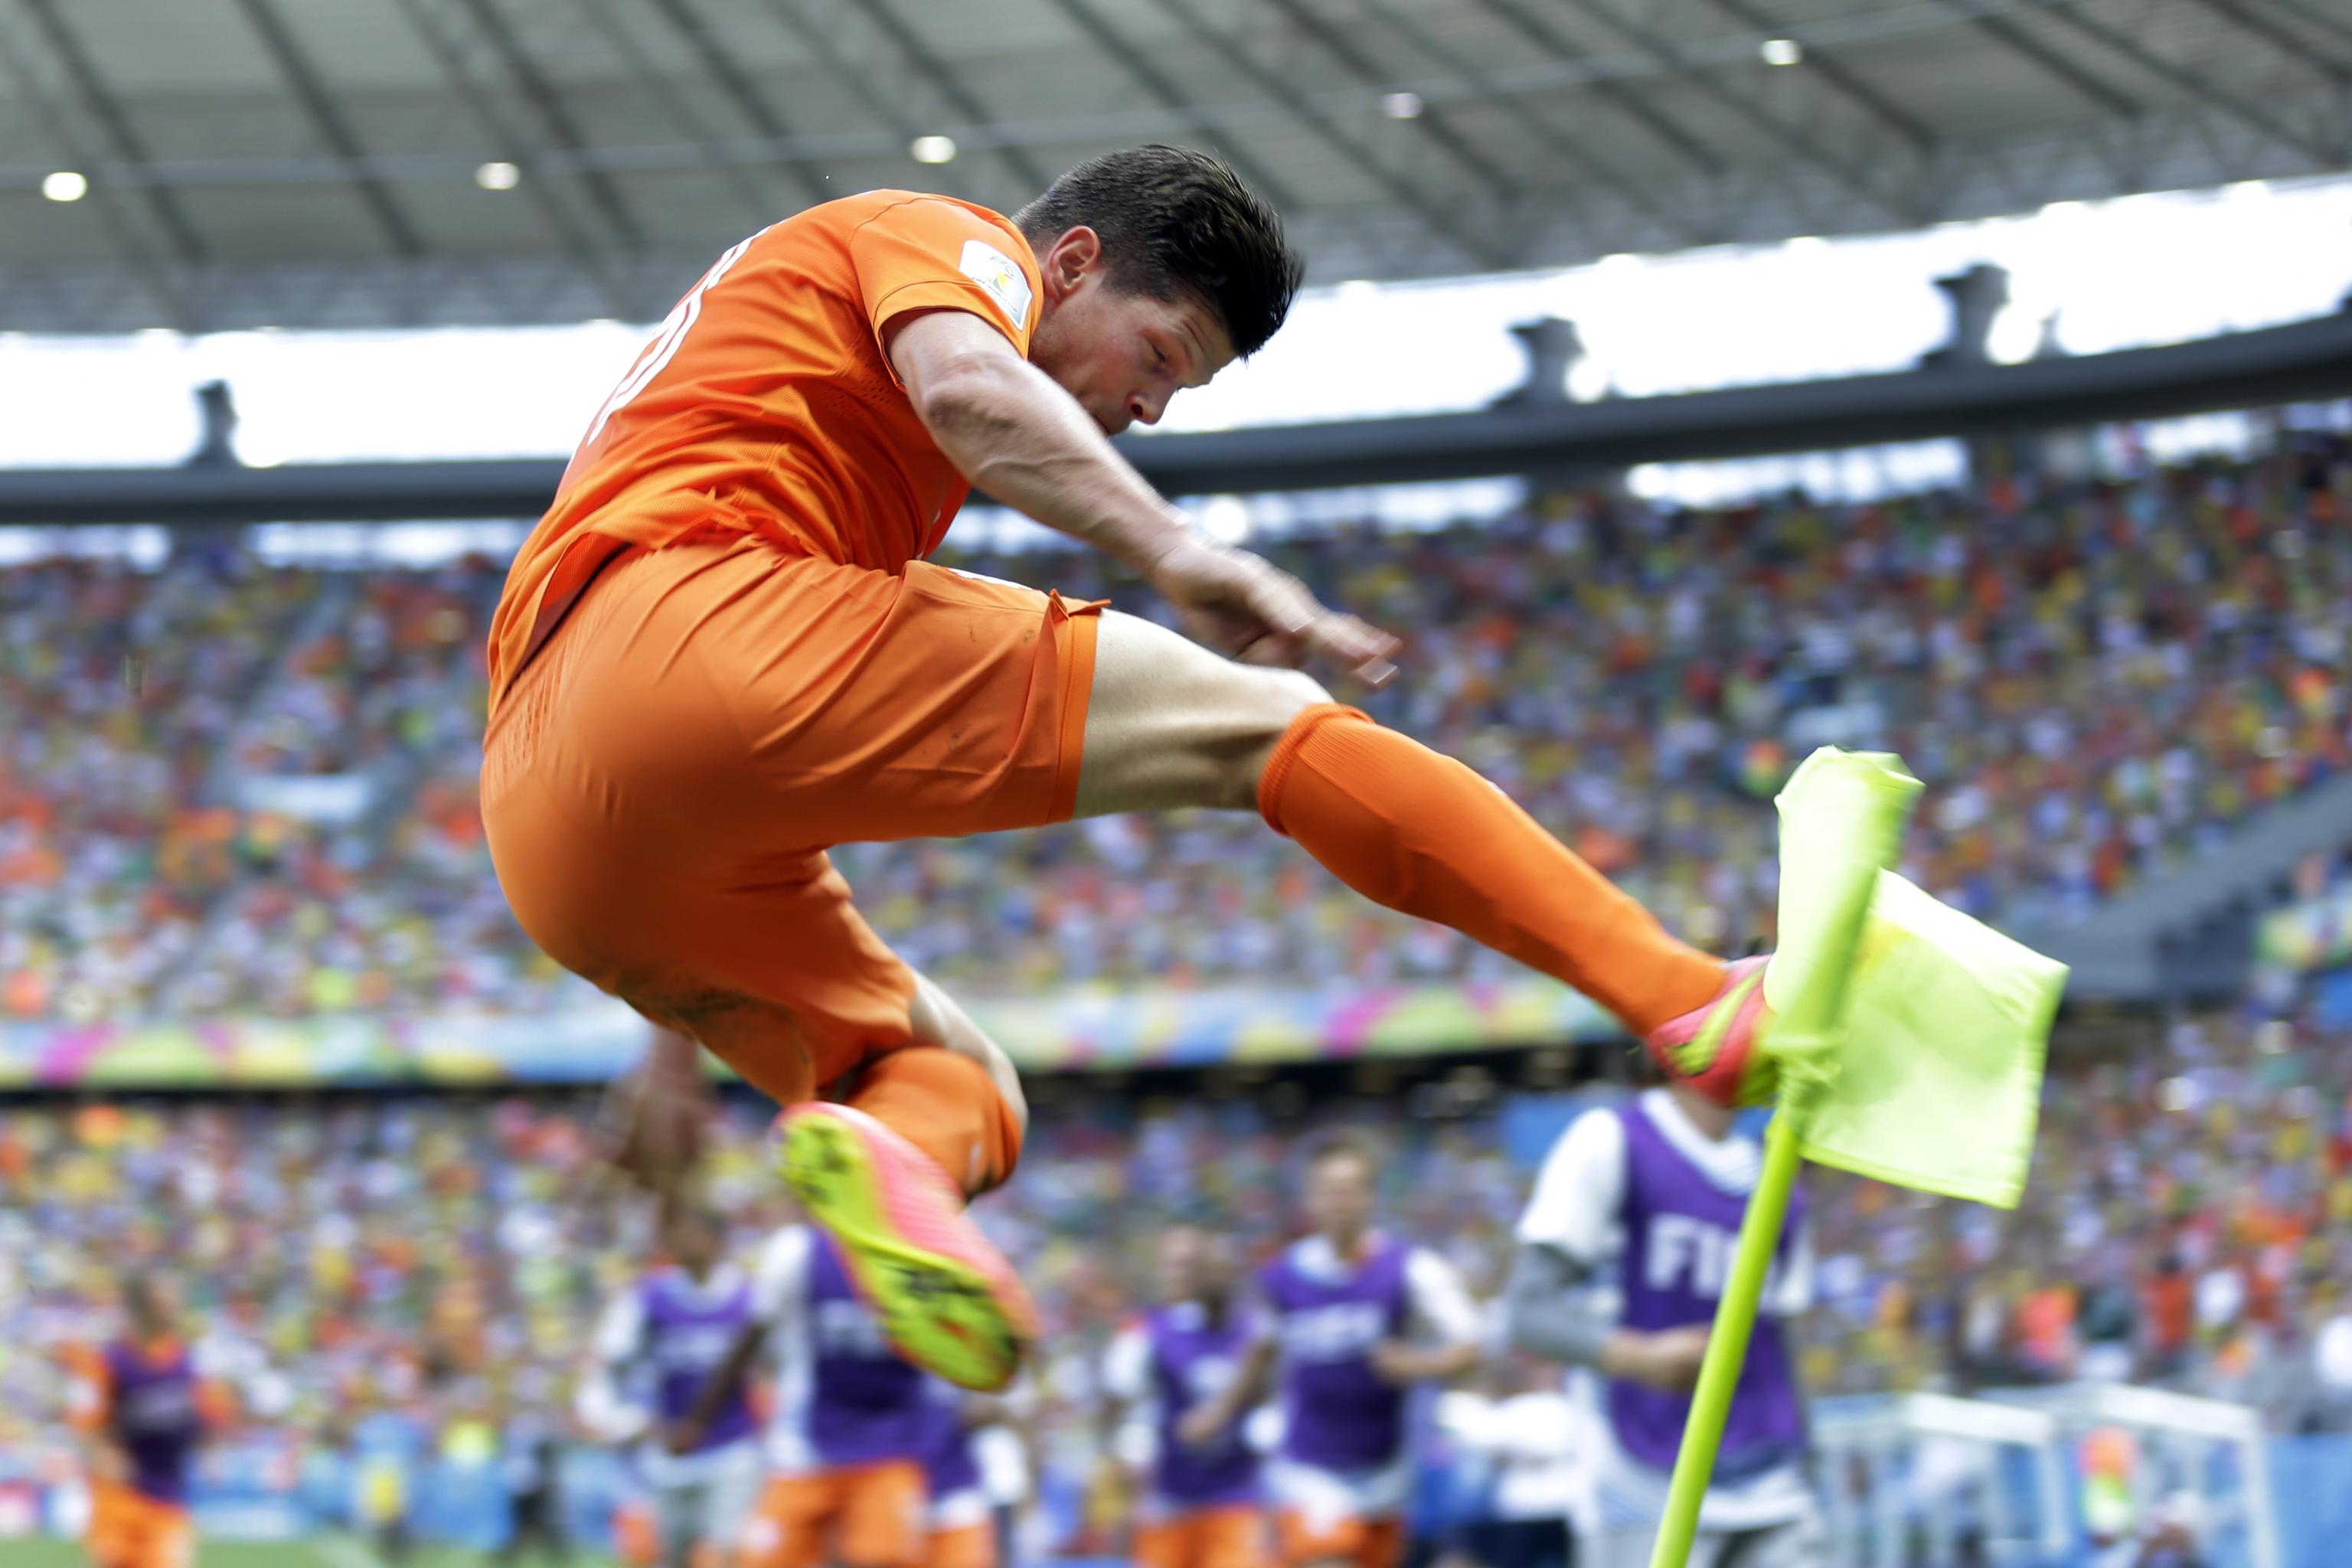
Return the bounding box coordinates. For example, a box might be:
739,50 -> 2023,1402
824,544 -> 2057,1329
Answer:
482,144 -> 1774,1395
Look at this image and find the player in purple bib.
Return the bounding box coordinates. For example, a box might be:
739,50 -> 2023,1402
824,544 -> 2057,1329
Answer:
583,1208 -> 763,1568
683,1220 -> 932,1568
1103,1224 -> 1272,1568
917,1377 -> 1002,1568
1188,1138 -> 1481,1568
1508,1080 -> 1821,1568
70,1274 -> 219,1568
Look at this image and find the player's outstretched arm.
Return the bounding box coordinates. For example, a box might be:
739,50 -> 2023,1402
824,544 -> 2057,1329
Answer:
667,1319 -> 766,1455
1504,1245 -> 1707,1393
1370,1246 -> 1485,1385
1502,1244 -> 1616,1367
1174,1332 -> 1276,1448
890,309 -> 1395,682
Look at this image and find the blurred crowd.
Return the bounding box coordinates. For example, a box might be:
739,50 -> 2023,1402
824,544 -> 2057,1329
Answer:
8,1008 -> 2352,1530
2,430 -> 2347,1021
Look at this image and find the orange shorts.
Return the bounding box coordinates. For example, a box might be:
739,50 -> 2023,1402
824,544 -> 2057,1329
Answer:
87,1485 -> 194,1568
926,1518 -> 998,1568
482,534 -> 1102,1101
1136,1503 -> 1275,1568
1276,1508 -> 1401,1568
736,1463 -> 928,1568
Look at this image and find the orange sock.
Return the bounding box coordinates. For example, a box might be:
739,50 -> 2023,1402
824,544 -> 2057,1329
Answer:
1259,704 -> 1723,1034
845,1047 -> 1024,1198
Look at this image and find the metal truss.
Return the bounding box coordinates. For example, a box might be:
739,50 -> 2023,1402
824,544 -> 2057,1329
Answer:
384,0 -> 638,315
231,0 -> 429,260
1154,0 -> 1514,271
4,77 -> 2337,335
15,0 -> 208,263
0,0 -> 2347,332
636,0 -> 835,207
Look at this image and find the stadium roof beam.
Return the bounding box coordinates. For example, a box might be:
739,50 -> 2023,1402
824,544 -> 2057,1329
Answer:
230,0 -> 431,263
1155,0 -> 1514,272
1256,0 -> 1524,211
1031,0 -> 1303,211
638,0 -> 836,208
2031,0 -> 2344,166
1470,0 -> 1729,181
2188,0 -> 2352,85
0,14 -> 194,328
849,0 -> 1054,201
2250,0 -> 2352,55
14,0 -> 208,266
1695,0 -> 1941,155
574,0 -> 782,224
753,0 -> 985,209
1929,0 -> 2145,123
1553,0 -> 1929,227
448,0 -> 648,251
384,0 -> 636,317
1351,0 -> 1697,248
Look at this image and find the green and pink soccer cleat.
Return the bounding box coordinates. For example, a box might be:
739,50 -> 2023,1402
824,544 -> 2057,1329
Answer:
774,1102 -> 1037,1392
1644,954 -> 1778,1107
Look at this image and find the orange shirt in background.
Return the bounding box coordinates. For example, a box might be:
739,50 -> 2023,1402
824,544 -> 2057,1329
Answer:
486,191 -> 1044,712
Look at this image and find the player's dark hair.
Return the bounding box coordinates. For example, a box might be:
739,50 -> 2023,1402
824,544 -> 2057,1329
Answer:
1303,1130 -> 1376,1173
1016,145 -> 1304,358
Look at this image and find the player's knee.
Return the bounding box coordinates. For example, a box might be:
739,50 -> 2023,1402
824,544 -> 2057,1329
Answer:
1218,667 -> 1331,812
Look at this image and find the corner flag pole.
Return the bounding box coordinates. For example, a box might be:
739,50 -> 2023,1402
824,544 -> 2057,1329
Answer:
1642,1089 -> 1815,1568
1645,748 -> 1920,1568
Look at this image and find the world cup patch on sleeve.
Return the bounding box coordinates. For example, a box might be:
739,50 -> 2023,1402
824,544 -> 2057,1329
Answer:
959,240 -> 1034,329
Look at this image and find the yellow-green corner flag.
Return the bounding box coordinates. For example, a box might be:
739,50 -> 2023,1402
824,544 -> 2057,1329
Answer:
1645,747 -> 2069,1568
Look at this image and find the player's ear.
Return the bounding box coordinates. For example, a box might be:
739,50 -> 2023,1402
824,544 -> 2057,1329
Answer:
1040,225 -> 1103,299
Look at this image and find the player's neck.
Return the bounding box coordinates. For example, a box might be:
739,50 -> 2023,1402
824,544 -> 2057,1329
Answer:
1664,1081 -> 1736,1141
1320,1227 -> 1371,1263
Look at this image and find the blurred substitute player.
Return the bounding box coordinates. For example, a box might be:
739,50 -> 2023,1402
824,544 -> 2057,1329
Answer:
1505,1078 -> 1820,1568
68,1274 -> 227,1568
1185,1138 -> 1481,1568
483,141 -> 1791,1393
580,1207 -> 763,1568
1102,1225 -> 1270,1568
919,1379 -> 1000,1568
681,1220 -> 929,1568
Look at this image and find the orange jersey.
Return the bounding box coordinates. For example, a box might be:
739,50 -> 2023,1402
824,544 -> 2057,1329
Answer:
487,191 -> 1044,711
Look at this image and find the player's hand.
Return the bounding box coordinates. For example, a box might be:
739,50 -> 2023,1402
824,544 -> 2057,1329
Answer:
596,1027 -> 712,1199
663,1419 -> 704,1457
1368,1340 -> 1426,1386
1600,1327 -> 1711,1393
1143,537 -> 1398,686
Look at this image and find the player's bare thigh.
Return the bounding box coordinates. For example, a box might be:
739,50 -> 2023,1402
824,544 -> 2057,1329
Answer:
1073,609 -> 1332,818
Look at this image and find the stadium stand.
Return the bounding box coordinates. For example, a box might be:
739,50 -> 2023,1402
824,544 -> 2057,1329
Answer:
5,431 -> 2347,1023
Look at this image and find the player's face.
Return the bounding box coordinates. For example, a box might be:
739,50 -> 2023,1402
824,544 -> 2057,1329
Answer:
127,1277 -> 179,1336
1158,1227 -> 1204,1301
1305,1153 -> 1375,1241
1031,228 -> 1236,436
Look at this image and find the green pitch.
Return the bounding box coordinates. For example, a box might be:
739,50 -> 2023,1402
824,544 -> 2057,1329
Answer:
5,1540 -> 627,1568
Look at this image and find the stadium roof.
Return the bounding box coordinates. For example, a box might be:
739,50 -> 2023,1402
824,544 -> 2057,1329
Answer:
1,0 -> 2346,333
